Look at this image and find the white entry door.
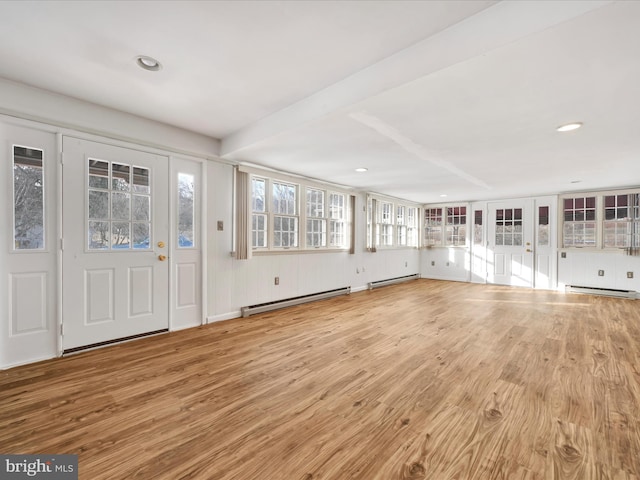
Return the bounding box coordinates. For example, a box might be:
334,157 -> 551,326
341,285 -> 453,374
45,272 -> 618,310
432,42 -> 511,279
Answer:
487,200 -> 534,287
62,137 -> 169,351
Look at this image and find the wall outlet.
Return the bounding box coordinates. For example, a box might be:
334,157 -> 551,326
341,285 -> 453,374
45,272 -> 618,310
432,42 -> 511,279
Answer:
431,261 -> 435,266
356,268 -> 360,274
628,271 -> 634,279
598,270 -> 605,277
446,262 -> 450,267
217,220 -> 224,231
405,261 -> 408,267
274,276 -> 280,285
561,252 -> 567,258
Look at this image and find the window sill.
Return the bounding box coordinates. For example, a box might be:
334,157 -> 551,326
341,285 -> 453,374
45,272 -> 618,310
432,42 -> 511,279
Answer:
252,248 -> 350,256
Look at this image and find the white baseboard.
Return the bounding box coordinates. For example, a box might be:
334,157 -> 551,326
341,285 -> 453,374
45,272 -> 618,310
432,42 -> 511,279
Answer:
1,353 -> 57,371
207,311 -> 242,324
350,285 -> 369,293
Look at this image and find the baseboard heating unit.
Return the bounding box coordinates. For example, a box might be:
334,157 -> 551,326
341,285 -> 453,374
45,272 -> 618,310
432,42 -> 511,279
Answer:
241,286 -> 351,317
565,285 -> 637,299
369,274 -> 420,290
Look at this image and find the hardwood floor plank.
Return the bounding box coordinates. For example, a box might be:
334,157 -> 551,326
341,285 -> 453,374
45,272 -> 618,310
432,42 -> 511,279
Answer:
2,279 -> 640,479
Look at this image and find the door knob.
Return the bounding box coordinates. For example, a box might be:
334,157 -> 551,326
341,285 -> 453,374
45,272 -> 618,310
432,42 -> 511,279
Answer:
158,254 -> 167,261
157,241 -> 165,248
526,249 -> 532,253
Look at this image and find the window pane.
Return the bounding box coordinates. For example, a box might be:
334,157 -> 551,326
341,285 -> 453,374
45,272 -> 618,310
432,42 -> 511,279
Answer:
89,190 -> 109,219
306,218 -> 326,247
132,167 -> 150,194
252,178 -> 266,212
89,159 -> 109,189
252,214 -> 267,248
133,195 -> 150,221
13,146 -> 44,249
112,163 -> 130,191
273,182 -> 296,215
133,223 -> 150,249
112,192 -> 130,221
111,222 -> 130,249
306,188 -> 325,218
178,173 -> 195,248
89,221 -> 109,249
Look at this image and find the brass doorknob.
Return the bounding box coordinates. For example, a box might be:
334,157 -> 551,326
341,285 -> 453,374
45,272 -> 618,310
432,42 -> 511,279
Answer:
526,249 -> 532,253
157,241 -> 165,248
158,254 -> 167,261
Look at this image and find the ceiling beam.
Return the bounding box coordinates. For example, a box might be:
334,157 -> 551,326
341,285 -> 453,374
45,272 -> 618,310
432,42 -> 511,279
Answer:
220,0 -> 611,157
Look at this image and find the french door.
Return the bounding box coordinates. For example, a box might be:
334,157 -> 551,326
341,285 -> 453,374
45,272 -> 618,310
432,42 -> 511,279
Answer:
62,137 -> 169,351
487,200 -> 534,287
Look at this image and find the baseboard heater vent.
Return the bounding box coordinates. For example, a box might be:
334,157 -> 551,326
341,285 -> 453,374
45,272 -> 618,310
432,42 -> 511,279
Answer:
241,287 -> 351,317
63,328 -> 169,355
566,285 -> 637,299
369,274 -> 420,290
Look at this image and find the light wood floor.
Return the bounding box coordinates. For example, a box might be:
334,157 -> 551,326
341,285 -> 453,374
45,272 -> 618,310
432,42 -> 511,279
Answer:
1,279 -> 639,479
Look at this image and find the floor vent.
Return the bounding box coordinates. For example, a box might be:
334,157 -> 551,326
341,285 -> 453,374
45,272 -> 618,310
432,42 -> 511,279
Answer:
241,287 -> 351,317
565,285 -> 637,299
369,274 -> 420,290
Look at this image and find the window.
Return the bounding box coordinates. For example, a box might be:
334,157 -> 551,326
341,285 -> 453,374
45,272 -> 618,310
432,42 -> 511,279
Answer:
603,194 -> 630,248
424,208 -> 443,246
306,188 -> 326,247
88,158 -> 151,250
473,210 -> 483,245
377,202 -> 393,246
562,196 -> 596,247
272,181 -> 298,248
446,207 -> 466,246
396,206 -> 407,246
177,173 -> 195,248
424,205 -> 467,247
328,193 -> 347,247
407,207 -> 419,247
251,177 -> 267,248
248,172 -> 352,252
13,145 -> 44,250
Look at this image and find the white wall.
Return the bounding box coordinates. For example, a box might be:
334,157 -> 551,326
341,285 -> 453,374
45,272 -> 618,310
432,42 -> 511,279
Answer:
558,250 -> 640,292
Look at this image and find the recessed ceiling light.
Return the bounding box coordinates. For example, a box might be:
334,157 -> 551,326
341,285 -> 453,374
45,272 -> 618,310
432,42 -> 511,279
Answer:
556,122 -> 583,132
440,194 -> 448,198
355,167 -> 368,172
135,55 -> 162,72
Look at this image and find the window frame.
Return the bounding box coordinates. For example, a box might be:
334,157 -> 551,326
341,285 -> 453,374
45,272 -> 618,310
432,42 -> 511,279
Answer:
248,171 -> 353,254
559,188 -> 640,251
423,203 -> 469,248
367,193 -> 421,250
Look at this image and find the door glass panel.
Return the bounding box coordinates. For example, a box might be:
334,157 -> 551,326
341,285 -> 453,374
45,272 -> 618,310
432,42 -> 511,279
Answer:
13,146 -> 45,250
178,173 -> 195,248
111,192 -> 130,221
538,206 -> 549,246
133,167 -> 150,194
473,210 -> 483,245
112,163 -> 130,191
111,222 -> 130,249
89,191 -> 109,219
133,195 -> 150,221
89,160 -> 109,189
87,159 -> 151,251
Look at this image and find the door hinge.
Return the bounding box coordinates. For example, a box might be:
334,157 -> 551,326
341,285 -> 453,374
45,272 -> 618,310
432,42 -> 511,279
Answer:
60,238 -> 64,251
60,324 -> 64,336
60,152 -> 65,165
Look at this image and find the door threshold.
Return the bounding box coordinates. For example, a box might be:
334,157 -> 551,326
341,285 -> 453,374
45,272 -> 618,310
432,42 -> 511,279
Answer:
63,329 -> 169,355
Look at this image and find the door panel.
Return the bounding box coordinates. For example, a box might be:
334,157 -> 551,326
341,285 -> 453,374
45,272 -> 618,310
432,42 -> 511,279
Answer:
488,200 -> 534,287
170,157 -> 203,330
0,123 -> 57,368
62,137 -> 169,350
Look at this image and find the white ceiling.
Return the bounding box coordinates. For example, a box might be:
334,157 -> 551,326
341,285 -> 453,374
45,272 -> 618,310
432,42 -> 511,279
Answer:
1,0 -> 638,203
